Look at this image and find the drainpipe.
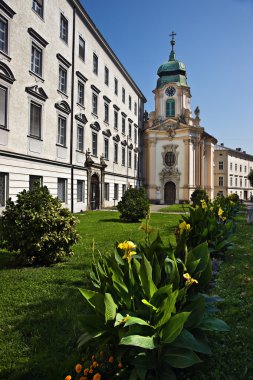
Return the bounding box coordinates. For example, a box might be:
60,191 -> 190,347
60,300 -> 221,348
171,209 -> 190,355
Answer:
70,5 -> 76,213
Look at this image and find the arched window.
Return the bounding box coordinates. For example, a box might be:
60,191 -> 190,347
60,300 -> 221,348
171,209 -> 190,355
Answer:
166,99 -> 175,117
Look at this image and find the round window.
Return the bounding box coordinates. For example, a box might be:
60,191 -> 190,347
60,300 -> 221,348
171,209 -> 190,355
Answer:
165,152 -> 176,166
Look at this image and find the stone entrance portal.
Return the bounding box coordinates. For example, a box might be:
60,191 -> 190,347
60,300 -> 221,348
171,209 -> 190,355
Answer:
164,181 -> 176,204
90,174 -> 100,210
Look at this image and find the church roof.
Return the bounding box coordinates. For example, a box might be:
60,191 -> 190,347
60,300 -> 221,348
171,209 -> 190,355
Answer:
157,32 -> 187,88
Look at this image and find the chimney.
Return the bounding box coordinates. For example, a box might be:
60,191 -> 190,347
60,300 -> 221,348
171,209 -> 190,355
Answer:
220,143 -> 224,147
236,148 -> 241,152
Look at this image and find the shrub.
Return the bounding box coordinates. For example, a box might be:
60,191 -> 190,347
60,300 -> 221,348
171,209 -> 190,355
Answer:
248,169 -> 253,187
228,193 -> 240,203
117,187 -> 149,222
0,183 -> 79,265
190,189 -> 208,207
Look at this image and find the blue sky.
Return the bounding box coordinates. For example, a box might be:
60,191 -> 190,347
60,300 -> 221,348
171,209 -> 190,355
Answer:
81,0 -> 253,154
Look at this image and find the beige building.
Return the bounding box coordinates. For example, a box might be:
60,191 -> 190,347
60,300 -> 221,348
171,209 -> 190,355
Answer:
0,0 -> 146,212
214,144 -> 253,200
144,33 -> 217,204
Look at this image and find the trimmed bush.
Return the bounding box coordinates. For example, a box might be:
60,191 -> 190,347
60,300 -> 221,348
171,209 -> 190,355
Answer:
117,187 -> 149,222
190,188 -> 209,207
0,183 -> 79,265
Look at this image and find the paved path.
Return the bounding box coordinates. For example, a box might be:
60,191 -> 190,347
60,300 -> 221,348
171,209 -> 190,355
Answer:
149,204 -> 186,214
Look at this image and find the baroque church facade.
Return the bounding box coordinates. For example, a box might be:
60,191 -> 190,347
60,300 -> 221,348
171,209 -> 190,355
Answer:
143,33 -> 217,204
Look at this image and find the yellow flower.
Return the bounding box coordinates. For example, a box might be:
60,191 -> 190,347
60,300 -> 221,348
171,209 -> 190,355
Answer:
108,356 -> 114,363
118,241 -> 137,263
218,207 -> 224,217
210,206 -> 214,212
75,364 -> 82,374
200,199 -> 207,209
183,273 -> 198,286
93,374 -> 101,380
179,221 -> 191,234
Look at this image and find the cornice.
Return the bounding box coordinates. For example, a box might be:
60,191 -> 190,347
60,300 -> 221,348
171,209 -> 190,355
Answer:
56,53 -> 71,68
28,28 -> 49,47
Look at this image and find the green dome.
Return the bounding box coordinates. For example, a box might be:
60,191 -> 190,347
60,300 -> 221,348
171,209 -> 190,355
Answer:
156,47 -> 187,88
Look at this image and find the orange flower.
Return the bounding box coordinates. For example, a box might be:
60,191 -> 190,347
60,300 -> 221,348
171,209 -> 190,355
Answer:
89,368 -> 94,374
118,362 -> 123,369
65,376 -> 72,380
93,361 -> 98,367
75,364 -> 82,373
80,377 -> 87,380
93,374 -> 101,380
84,369 -> 89,375
99,351 -> 104,358
108,356 -> 114,363
92,355 -> 95,361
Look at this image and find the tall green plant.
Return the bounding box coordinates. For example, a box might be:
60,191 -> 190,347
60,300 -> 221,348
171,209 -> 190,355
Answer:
78,232 -> 229,379
0,183 -> 79,265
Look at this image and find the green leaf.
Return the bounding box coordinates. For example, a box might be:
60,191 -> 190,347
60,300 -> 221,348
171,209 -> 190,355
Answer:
160,312 -> 190,343
142,299 -> 158,311
172,329 -> 212,355
155,289 -> 178,328
124,316 -> 151,327
186,242 -> 209,275
150,284 -> 173,308
79,289 -> 105,316
119,334 -> 156,349
165,348 -> 202,368
139,254 -> 157,299
199,317 -> 230,331
104,293 -> 117,322
183,295 -> 205,329
152,253 -> 161,286
77,330 -> 106,349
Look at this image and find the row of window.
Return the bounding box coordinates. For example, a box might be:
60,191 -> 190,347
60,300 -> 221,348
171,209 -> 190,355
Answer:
226,162 -> 252,173
0,171 -> 130,207
14,1 -> 138,114
218,176 -> 250,188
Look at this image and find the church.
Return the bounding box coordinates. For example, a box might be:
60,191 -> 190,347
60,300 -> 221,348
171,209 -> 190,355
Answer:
143,32 -> 217,204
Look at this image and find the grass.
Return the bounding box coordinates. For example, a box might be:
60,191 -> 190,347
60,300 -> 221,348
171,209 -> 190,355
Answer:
158,204 -> 190,213
0,210 -> 253,379
0,211 -> 179,380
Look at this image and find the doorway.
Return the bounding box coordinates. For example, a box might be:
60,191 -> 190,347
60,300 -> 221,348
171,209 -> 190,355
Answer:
164,181 -> 176,204
90,174 -> 100,210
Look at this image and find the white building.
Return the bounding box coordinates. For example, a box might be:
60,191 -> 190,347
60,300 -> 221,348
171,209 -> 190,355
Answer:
214,144 -> 253,200
0,0 -> 146,212
144,33 -> 217,204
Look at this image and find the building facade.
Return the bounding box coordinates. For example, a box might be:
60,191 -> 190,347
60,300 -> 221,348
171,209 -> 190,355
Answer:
214,144 -> 253,200
0,0 -> 146,212
144,33 -> 217,204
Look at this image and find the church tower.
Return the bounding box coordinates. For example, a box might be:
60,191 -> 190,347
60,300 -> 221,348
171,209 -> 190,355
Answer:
144,33 -> 217,204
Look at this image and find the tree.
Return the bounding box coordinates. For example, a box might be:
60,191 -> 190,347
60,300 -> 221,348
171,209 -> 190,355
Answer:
117,187 -> 149,222
0,183 -> 79,265
248,169 -> 253,187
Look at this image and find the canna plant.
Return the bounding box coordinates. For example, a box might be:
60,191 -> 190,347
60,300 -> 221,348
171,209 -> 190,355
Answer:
78,229 -> 229,380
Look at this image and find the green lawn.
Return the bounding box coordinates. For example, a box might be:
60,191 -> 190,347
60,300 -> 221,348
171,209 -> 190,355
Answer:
0,210 -> 252,380
158,204 -> 190,213
0,211 -> 179,380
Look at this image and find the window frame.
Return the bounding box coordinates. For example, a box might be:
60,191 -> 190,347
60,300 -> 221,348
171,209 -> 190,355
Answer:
0,172 -> 8,207
77,80 -> 84,106
128,122 -> 132,139
104,66 -> 109,85
58,65 -> 67,94
122,87 -> 125,103
77,124 -> 84,152
0,85 -> 8,129
77,180 -> 85,202
134,153 -> 137,170
93,53 -> 98,75
29,175 -> 43,191
122,146 -> 126,166
122,116 -> 126,135
60,13 -> 68,43
32,0 -> 44,18
128,150 -> 132,168
114,143 -> 118,163
134,102 -> 137,116
92,93 -> 98,115
79,35 -> 85,61
57,178 -> 67,203
0,15 -> 8,55
104,102 -> 109,123
114,183 -> 119,200
31,42 -> 43,77
92,131 -> 97,156
218,161 -> 224,170
114,78 -> 118,95
114,110 -> 118,130
29,100 -> 42,139
104,137 -> 109,160
129,95 -> 132,110
166,99 -> 175,117
104,182 -> 109,201
57,114 -> 67,146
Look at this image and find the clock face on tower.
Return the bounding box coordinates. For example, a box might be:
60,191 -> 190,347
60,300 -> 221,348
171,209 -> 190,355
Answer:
165,86 -> 176,97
